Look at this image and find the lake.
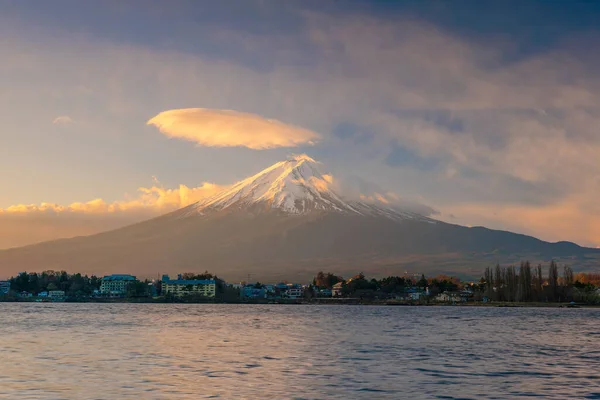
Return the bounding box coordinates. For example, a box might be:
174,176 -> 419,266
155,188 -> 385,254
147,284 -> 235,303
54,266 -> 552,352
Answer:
0,304 -> 599,399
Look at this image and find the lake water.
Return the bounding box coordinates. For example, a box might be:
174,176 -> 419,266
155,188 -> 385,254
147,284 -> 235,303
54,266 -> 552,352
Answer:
0,304 -> 599,399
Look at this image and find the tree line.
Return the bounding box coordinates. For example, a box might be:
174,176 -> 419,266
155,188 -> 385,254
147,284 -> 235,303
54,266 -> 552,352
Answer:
7,270 -> 102,298
312,271 -> 462,297
482,260 -> 598,303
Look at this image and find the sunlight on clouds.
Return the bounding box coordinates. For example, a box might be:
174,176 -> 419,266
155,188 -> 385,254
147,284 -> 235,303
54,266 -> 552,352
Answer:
0,182 -> 226,216
1,11 -> 600,247
147,108 -> 320,149
0,182 -> 227,249
52,115 -> 74,124
360,192 -> 391,204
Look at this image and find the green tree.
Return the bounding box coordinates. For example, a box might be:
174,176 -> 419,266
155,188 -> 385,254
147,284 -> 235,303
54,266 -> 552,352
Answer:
126,281 -> 150,298
417,274 -> 428,289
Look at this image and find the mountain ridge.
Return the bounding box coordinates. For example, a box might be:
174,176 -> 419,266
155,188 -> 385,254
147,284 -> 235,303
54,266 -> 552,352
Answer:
1,156 -> 599,280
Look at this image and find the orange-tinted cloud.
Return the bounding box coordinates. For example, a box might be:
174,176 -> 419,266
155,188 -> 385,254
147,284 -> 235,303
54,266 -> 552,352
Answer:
147,108 -> 320,149
52,115 -> 74,124
0,182 -> 227,249
0,182 -> 226,216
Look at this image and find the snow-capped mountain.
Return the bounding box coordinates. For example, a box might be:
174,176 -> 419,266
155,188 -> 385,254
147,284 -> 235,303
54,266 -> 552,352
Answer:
179,154 -> 433,222
184,154 -> 355,215
1,155 -> 597,281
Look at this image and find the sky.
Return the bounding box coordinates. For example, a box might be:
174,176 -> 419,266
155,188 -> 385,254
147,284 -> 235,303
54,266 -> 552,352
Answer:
1,0 -> 600,249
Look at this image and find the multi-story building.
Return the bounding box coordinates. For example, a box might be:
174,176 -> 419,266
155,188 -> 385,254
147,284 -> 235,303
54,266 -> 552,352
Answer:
161,275 -> 216,298
285,284 -> 304,299
0,281 -> 10,295
100,274 -> 137,296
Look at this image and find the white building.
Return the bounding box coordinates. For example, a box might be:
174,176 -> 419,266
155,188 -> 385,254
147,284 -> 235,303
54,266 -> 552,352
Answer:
100,274 -> 137,296
286,285 -> 303,299
161,275 -> 216,298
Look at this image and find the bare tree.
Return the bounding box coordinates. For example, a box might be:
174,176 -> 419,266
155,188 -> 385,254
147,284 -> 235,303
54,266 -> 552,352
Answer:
563,265 -> 574,287
494,264 -> 503,301
505,265 -> 517,302
548,260 -> 559,302
535,264 -> 544,301
484,267 -> 493,300
523,261 -> 532,301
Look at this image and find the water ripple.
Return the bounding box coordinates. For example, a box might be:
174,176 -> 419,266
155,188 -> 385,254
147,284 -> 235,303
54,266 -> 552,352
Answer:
0,304 -> 598,399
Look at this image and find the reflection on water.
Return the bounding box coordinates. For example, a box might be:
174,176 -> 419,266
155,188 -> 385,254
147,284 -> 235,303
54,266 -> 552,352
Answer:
0,304 -> 599,399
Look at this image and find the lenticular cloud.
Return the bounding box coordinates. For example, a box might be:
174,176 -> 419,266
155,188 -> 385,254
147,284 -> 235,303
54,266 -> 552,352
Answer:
147,108 -> 320,150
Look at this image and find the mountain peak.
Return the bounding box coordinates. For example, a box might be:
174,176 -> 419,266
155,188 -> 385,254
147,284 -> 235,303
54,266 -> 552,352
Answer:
182,155 -> 355,215
179,155 -> 432,222
286,153 -> 318,163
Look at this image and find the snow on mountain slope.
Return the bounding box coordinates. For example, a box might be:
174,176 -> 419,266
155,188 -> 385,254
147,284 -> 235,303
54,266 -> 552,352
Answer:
179,154 -> 434,223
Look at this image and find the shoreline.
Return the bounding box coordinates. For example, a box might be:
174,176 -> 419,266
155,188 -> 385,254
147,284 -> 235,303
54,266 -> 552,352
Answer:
1,298 -> 598,308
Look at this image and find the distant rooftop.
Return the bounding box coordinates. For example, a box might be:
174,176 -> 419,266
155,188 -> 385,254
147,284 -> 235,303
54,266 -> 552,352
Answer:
162,275 -> 215,285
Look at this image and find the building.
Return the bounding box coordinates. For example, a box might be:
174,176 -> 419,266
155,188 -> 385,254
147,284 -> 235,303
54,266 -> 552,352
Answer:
285,284 -> 304,299
0,280 -> 10,295
242,284 -> 267,299
332,282 -> 343,297
408,289 -> 426,301
161,275 -> 216,298
100,274 -> 137,296
48,290 -> 66,299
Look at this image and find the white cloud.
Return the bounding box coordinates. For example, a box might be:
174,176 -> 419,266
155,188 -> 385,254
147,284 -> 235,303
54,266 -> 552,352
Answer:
52,115 -> 74,125
147,108 -> 320,149
1,10 -> 600,246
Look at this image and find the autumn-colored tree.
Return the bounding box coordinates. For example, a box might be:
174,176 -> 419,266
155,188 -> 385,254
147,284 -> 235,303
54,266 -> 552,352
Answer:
574,273 -> 600,286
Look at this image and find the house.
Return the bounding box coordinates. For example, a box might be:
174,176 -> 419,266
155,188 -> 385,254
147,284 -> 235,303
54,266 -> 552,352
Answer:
406,288 -> 426,301
332,282 -> 343,297
434,292 -> 462,303
274,283 -> 289,297
0,280 -> 10,295
285,284 -> 304,299
38,291 -> 49,297
100,274 -> 137,296
459,290 -> 474,302
242,284 -> 267,299
161,275 -> 216,298
264,284 -> 275,296
49,290 -> 66,300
